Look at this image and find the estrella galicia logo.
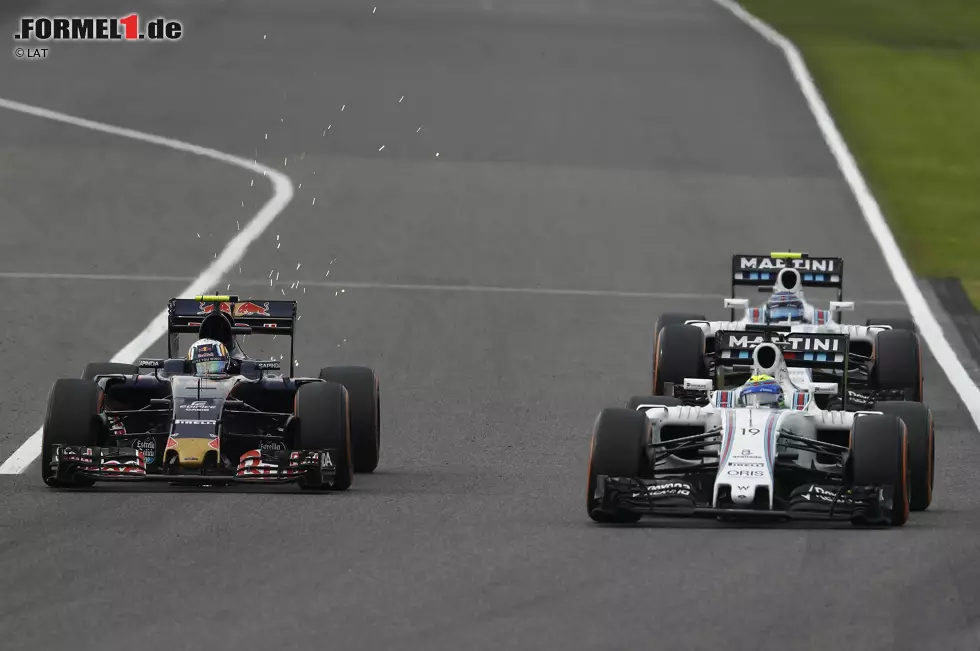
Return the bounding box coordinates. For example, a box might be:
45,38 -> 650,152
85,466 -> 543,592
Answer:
260,440 -> 284,453
133,437 -> 156,464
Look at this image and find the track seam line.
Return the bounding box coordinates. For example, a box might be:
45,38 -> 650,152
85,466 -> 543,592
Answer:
0,97 -> 295,474
711,0 -> 980,431
0,271 -> 909,304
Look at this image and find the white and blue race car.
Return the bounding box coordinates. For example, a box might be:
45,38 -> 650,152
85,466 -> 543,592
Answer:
651,252 -> 922,401
588,332 -> 934,526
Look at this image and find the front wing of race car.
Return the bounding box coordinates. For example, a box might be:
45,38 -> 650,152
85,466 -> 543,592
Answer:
49,445 -> 340,486
592,476 -> 901,525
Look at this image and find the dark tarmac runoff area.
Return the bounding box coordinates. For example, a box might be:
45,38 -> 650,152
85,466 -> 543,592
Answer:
1,1 -> 979,650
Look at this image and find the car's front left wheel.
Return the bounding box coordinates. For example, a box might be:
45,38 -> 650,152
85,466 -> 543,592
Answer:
587,408 -> 650,524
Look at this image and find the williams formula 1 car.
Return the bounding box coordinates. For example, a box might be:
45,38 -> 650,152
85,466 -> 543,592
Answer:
42,295 -> 381,490
651,252 -> 923,401
588,332 -> 934,526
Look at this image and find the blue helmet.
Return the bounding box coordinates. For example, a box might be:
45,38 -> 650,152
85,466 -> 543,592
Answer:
187,338 -> 230,377
767,292 -> 805,323
739,375 -> 784,408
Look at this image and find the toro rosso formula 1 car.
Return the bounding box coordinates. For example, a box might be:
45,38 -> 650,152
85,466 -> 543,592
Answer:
42,295 -> 381,490
651,252 -> 923,401
588,333 -> 934,526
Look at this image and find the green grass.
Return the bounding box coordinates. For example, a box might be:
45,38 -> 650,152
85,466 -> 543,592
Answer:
738,0 -> 980,307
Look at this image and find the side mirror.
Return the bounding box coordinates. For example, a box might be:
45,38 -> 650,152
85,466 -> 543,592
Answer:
163,359 -> 191,375
683,378 -> 713,391
724,298 -> 750,310
240,360 -> 281,377
829,301 -> 855,312
810,382 -> 839,395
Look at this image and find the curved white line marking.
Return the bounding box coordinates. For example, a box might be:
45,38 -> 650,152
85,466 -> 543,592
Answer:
712,0 -> 980,430
0,97 -> 295,474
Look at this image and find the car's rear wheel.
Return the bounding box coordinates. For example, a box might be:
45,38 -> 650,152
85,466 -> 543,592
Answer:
848,414 -> 910,526
871,329 -> 923,401
294,382 -> 353,491
866,317 -> 917,334
653,313 -> 706,354
653,325 -> 709,395
587,408 -> 649,524
41,379 -> 106,488
652,313 -> 705,393
318,366 -> 380,473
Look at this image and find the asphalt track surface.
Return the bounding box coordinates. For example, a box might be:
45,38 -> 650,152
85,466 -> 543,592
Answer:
1,1 -> 979,649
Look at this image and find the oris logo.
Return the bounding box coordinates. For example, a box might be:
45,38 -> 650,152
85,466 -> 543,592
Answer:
726,469 -> 764,477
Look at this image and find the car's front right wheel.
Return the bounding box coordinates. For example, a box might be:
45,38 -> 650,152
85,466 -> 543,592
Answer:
873,401 -> 934,511
294,381 -> 353,491
318,366 -> 380,473
42,378 -> 105,488
848,413 -> 910,526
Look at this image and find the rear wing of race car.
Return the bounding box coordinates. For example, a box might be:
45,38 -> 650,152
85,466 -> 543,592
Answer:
713,327 -> 850,395
731,252 -> 844,293
714,328 -> 849,368
167,295 -> 298,376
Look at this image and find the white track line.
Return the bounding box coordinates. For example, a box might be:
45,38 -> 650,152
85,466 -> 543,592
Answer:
0,97 -> 295,474
0,271 -> 908,305
712,0 -> 980,429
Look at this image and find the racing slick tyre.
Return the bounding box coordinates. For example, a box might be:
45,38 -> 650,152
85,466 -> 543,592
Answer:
294,382 -> 354,491
866,317 -> 918,334
41,379 -> 107,488
318,366 -> 380,474
587,408 -> 650,524
81,362 -> 138,381
653,324 -> 709,395
652,313 -> 705,393
626,396 -> 683,410
848,414 -> 911,526
873,402 -> 934,511
871,328 -> 923,401
653,313 -> 706,353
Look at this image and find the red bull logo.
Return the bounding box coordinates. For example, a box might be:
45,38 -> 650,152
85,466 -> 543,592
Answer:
233,301 -> 271,317
197,301 -> 232,316
196,301 -> 270,317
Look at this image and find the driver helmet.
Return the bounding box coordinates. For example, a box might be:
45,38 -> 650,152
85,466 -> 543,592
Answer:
187,338 -> 230,377
739,375 -> 784,408
767,291 -> 805,323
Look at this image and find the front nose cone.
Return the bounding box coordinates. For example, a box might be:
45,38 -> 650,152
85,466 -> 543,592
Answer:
172,439 -> 211,469
731,484 -> 758,506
